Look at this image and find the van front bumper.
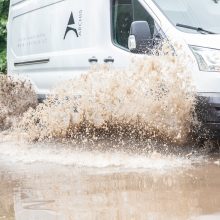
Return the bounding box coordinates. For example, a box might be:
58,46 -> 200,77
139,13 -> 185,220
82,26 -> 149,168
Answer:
197,93 -> 220,137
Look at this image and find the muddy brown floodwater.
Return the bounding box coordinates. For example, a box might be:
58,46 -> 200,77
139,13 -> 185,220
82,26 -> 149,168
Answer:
0,142 -> 220,220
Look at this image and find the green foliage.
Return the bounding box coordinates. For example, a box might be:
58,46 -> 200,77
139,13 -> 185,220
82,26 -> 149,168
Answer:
0,50 -> 6,73
0,0 -> 9,74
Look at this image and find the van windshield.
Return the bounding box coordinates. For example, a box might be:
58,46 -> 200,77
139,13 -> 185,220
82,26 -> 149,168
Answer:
153,0 -> 220,34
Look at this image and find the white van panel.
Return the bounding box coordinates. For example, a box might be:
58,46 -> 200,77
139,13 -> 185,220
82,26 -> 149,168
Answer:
7,0 -> 113,95
11,0 -> 90,57
10,0 -> 26,6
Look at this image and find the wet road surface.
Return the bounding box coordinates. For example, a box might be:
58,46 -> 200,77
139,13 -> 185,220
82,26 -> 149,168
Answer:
0,142 -> 220,220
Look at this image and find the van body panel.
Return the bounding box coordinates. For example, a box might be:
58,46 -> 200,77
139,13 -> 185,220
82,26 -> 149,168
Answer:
11,1 -> 91,57
8,0 -> 114,94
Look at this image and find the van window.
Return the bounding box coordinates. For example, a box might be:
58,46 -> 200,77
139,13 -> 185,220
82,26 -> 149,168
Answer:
133,1 -> 155,36
112,0 -> 133,48
153,0 -> 220,34
112,0 -> 155,49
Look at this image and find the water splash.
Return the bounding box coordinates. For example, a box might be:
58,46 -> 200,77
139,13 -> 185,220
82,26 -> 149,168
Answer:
0,75 -> 37,131
15,52 -> 197,144
0,141 -> 194,170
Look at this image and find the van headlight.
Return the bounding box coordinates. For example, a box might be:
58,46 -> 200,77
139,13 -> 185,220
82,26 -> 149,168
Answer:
190,46 -> 220,72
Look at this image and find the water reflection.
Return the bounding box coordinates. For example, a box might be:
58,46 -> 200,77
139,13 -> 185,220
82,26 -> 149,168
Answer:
0,169 -> 16,219
0,159 -> 220,220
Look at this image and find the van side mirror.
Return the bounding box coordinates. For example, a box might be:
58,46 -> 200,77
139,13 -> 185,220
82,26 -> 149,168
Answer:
128,21 -> 153,53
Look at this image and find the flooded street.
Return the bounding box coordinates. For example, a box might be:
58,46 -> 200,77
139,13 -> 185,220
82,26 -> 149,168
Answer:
0,45 -> 220,220
2,0 -> 220,218
0,142 -> 220,220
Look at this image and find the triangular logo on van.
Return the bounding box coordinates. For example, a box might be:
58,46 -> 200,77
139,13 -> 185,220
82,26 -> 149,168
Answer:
64,12 -> 79,39
67,12 -> 75,25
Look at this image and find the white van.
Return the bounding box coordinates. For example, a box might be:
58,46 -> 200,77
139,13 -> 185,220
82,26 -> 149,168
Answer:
7,0 -> 220,134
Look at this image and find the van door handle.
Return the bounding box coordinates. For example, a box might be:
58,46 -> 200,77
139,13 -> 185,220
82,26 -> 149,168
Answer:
104,56 -> 114,63
88,57 -> 98,63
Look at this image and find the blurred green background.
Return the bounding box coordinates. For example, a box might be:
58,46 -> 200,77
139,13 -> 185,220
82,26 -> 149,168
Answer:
0,0 -> 9,74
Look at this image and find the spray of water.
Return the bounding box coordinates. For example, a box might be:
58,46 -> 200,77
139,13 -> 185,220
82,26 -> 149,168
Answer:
14,50 -> 197,144
0,75 -> 37,131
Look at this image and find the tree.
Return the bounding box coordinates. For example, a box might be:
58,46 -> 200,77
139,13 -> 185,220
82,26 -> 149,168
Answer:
0,0 -> 9,73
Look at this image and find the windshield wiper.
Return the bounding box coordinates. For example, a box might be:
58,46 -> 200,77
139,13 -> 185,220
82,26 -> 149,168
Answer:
176,23 -> 216,34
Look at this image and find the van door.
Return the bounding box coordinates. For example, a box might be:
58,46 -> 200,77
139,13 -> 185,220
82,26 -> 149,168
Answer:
108,0 -> 163,68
